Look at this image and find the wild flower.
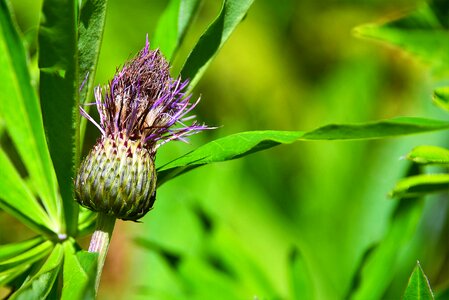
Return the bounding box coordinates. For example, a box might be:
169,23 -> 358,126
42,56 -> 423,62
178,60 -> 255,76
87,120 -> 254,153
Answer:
75,37 -> 208,221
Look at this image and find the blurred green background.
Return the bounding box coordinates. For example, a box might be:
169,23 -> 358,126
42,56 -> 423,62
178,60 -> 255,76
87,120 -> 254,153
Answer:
6,0 -> 449,299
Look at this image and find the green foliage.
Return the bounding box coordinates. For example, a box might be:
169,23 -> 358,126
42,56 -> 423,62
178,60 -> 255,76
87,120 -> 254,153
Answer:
433,87 -> 449,112
10,244 -> 63,300
78,0 -> 108,146
158,117 -> 449,185
407,145 -> 449,165
181,0 -> 255,90
61,242 -> 97,300
0,150 -> 55,235
289,248 -> 314,300
0,240 -> 53,286
39,0 -> 80,235
391,174 -> 449,198
354,2 -> 449,78
351,174 -> 425,299
403,262 -> 434,300
2,0 -> 449,298
0,0 -> 60,232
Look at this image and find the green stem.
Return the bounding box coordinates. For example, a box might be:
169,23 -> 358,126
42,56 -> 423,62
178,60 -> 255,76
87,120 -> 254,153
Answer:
88,212 -> 116,294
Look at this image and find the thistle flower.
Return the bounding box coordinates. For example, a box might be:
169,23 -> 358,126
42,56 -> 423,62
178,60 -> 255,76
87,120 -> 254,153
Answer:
75,37 -> 208,221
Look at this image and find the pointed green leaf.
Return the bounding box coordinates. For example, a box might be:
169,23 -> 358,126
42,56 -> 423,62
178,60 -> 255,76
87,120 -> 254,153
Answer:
181,0 -> 255,89
406,145 -> 449,165
61,241 -> 97,300
152,0 -> 202,61
433,87 -> 449,113
39,0 -> 79,235
0,0 -> 59,230
390,174 -> 449,198
78,0 -> 108,149
157,117 -> 449,185
0,149 -> 55,235
10,244 -> 63,300
403,261 -> 434,300
354,3 -> 449,77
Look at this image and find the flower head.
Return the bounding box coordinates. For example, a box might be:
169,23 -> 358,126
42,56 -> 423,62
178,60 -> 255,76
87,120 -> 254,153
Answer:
81,36 -> 207,154
75,37 -> 208,221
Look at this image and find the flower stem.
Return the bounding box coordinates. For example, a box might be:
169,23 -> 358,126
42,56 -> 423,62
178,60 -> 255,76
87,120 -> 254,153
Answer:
88,212 -> 116,294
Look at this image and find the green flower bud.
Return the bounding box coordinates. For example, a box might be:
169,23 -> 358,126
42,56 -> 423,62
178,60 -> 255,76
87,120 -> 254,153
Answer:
75,134 -> 156,221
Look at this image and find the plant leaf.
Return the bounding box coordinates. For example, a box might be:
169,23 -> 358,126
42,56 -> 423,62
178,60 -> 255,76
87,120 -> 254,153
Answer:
39,0 -> 79,236
289,248 -> 314,300
157,117 -> 449,185
78,0 -> 108,106
61,241 -> 97,300
75,250 -> 98,299
78,0 -> 108,149
0,241 -> 53,273
152,0 -> 202,61
181,0 -> 255,89
0,149 -> 55,235
0,237 -> 45,285
350,178 -> 425,299
403,261 -> 434,300
406,145 -> 449,165
301,117 -> 449,140
433,86 -> 449,113
390,174 -> 449,198
0,264 -> 30,286
0,236 -> 44,261
10,244 -> 63,300
354,3 -> 449,78
77,207 -> 96,236
157,130 -> 304,185
0,0 -> 59,230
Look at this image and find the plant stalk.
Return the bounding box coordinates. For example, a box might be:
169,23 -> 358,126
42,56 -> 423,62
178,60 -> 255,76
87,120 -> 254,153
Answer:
88,212 -> 116,294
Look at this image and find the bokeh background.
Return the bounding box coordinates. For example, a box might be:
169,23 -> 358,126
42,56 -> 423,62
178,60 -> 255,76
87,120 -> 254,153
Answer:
5,0 -> 449,299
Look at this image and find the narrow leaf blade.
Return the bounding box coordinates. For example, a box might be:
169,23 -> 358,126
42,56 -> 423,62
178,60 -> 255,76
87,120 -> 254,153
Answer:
78,0 -> 108,148
0,236 -> 44,261
0,149 -> 54,234
0,241 -> 53,273
0,237 -> 47,285
39,0 -> 79,235
302,117 -> 449,140
0,0 -> 59,230
78,0 -> 108,105
181,0 -> 255,89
